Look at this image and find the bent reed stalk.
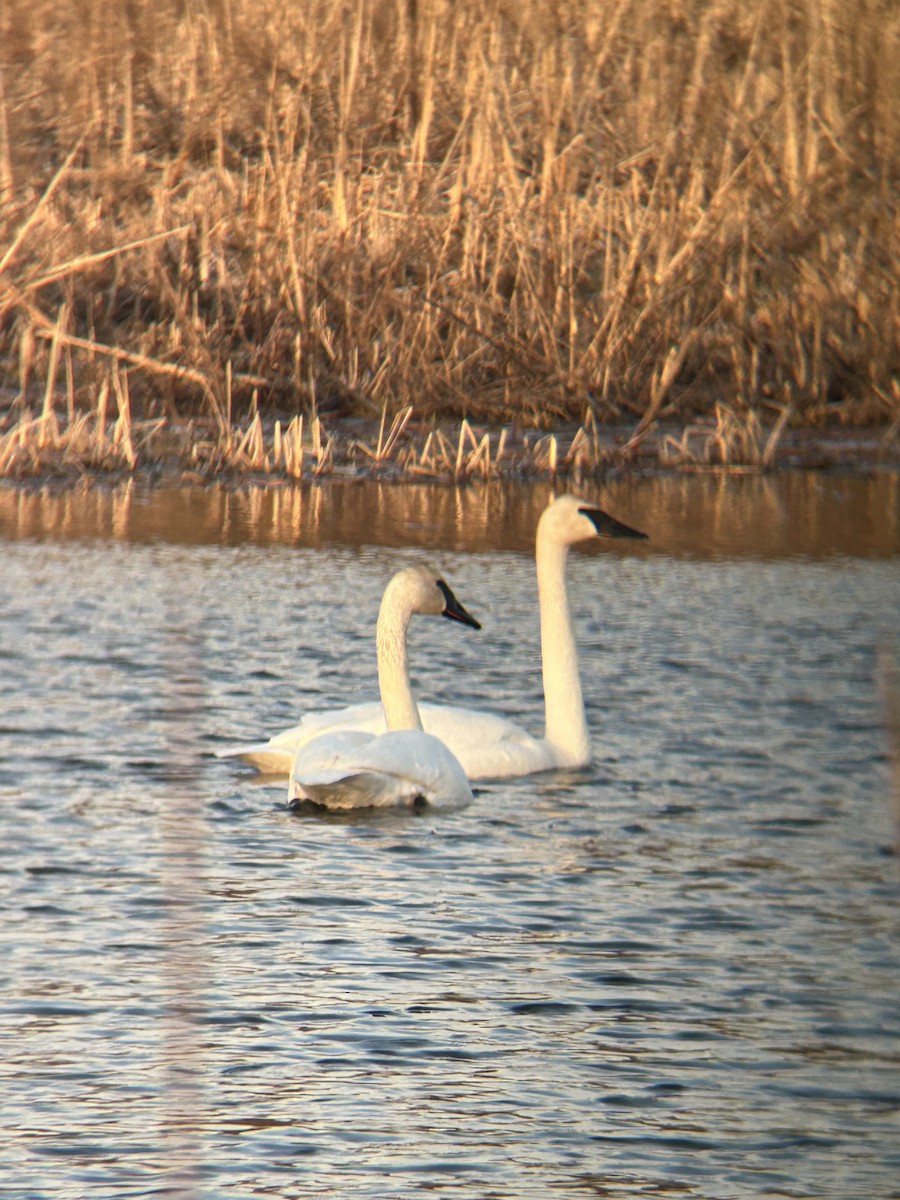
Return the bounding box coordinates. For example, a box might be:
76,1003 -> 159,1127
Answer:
0,0 -> 897,481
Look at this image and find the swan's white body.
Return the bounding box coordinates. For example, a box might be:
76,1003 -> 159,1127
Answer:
222,495 -> 646,781
262,701 -> 555,780
287,566 -> 478,810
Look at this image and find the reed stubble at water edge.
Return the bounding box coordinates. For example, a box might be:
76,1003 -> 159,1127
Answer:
0,0 -> 897,483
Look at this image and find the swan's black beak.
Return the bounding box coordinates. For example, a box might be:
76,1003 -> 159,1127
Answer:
580,506 -> 648,540
436,580 -> 482,630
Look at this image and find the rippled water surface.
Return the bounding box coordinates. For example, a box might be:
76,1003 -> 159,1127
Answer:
2,476 -> 899,1199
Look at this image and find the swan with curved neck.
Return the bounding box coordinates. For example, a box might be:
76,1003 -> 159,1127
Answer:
288,565 -> 480,809
221,494 -> 646,780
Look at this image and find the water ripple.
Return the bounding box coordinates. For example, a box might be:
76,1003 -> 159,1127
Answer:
0,529 -> 898,1199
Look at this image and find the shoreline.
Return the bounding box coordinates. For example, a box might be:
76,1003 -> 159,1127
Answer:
1,411 -> 897,492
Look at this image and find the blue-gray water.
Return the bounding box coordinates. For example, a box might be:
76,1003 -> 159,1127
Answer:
1,479 -> 899,1199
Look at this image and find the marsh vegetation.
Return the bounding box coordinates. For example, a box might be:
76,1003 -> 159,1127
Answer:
0,0 -> 897,480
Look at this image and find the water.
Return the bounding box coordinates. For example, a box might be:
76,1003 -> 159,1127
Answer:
1,476 -> 899,1199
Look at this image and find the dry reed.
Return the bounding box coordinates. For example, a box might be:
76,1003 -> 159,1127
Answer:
1,0 -> 897,481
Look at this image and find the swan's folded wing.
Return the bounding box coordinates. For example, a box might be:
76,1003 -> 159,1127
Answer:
356,730 -> 473,807
288,729 -> 390,807
291,768 -> 416,809
289,730 -> 472,810
290,729 -> 378,774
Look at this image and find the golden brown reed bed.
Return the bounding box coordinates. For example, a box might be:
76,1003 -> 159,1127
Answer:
0,0 -> 898,482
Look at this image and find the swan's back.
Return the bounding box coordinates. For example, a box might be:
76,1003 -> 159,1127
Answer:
227,701 -> 557,779
418,703 -> 560,777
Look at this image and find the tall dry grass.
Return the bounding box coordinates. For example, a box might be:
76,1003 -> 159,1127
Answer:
0,0 -> 897,477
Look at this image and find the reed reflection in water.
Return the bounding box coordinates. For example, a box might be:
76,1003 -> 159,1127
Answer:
1,469 -> 898,557
1,480 -> 898,1199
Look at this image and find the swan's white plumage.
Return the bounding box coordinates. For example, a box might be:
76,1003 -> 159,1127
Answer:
221,702 -> 541,778
222,495 -> 645,781
286,565 -> 479,810
289,729 -> 472,810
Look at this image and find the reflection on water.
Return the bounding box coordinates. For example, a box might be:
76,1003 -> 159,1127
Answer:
1,481 -> 899,1198
0,470 -> 898,557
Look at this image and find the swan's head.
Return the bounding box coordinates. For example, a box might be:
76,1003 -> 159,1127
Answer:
540,493 -> 648,547
382,565 -> 482,629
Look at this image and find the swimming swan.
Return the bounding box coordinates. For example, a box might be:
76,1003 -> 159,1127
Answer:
287,565 -> 480,810
219,494 -> 646,780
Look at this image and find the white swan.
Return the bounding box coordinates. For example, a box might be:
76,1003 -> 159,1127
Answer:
219,494 -> 646,780
287,565 -> 480,810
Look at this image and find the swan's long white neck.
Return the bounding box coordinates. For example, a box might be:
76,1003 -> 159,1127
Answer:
376,600 -> 423,732
536,526 -> 590,764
